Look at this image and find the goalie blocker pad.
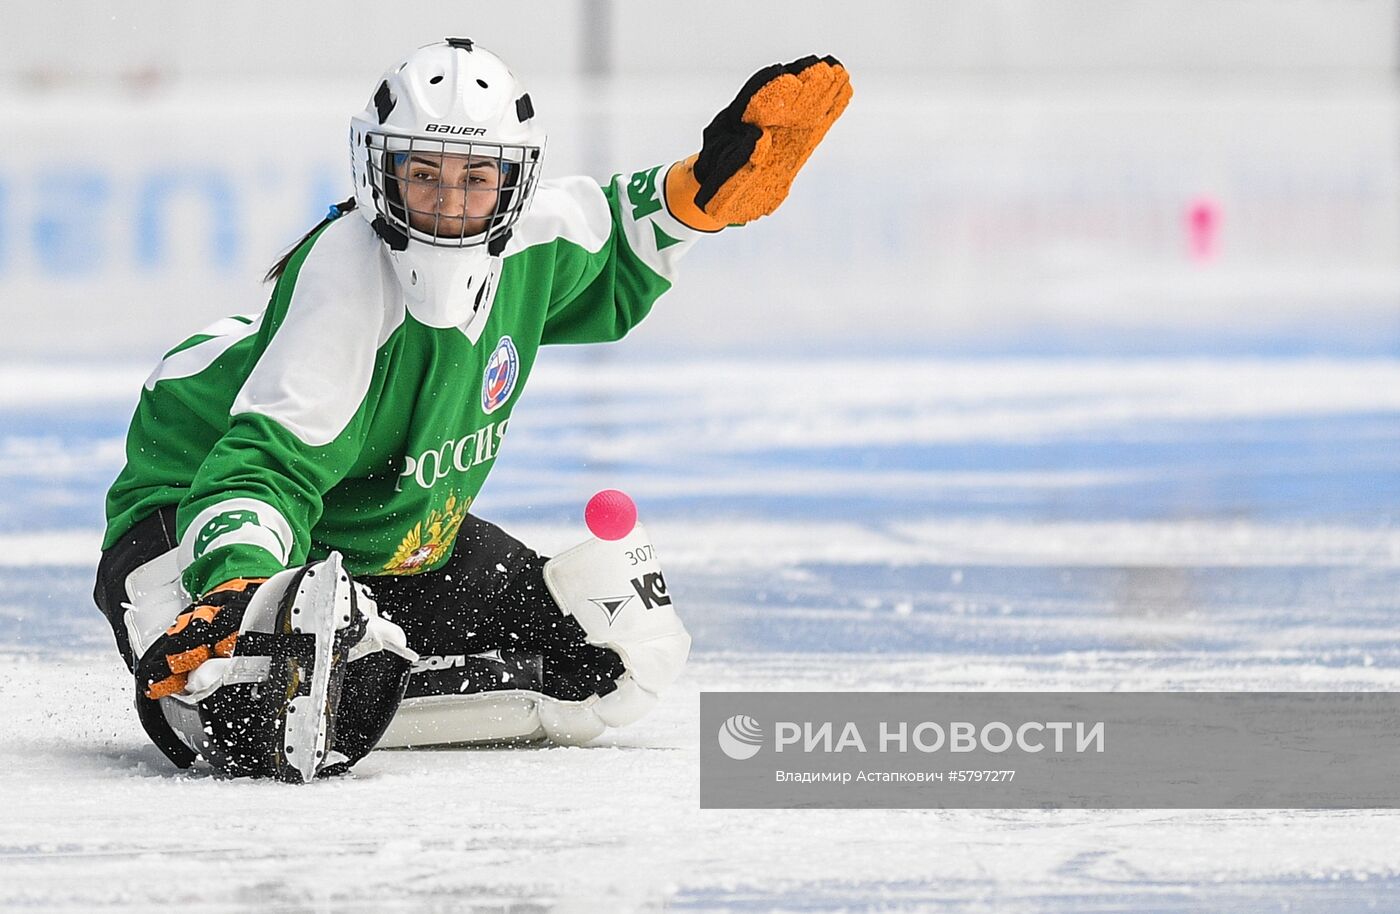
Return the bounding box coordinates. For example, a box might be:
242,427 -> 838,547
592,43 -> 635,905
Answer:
377,522 -> 691,748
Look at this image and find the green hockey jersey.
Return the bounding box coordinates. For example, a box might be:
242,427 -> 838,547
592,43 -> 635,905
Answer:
103,166 -> 707,597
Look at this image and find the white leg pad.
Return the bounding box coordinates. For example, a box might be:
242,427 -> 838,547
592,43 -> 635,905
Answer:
375,677 -> 660,749
542,522 -> 691,697
537,676 -> 660,744
378,691 -> 549,748
122,548 -> 188,662
537,697 -> 608,746
591,675 -> 659,728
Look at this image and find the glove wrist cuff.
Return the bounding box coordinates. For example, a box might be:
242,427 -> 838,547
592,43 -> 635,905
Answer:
205,577 -> 267,597
664,156 -> 727,233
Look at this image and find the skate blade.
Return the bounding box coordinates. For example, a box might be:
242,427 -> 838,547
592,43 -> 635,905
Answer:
279,551 -> 354,783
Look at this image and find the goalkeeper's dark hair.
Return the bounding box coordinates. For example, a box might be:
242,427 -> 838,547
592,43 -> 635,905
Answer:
263,198 -> 358,284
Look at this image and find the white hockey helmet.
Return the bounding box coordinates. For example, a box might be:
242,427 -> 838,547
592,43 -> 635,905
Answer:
349,38 -> 544,255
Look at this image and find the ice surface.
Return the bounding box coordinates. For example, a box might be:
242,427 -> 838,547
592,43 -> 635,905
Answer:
1,348 -> 1397,911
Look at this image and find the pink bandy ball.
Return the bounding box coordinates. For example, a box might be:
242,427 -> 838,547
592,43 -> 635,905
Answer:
585,489 -> 637,541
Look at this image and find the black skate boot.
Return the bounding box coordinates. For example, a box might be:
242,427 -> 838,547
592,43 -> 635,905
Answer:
198,552 -> 367,782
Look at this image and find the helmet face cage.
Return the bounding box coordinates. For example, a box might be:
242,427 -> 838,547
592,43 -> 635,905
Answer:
364,131 -> 542,248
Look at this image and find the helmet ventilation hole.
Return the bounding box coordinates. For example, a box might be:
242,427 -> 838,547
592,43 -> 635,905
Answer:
429,75 -> 443,85
476,79 -> 489,89
410,270 -> 418,285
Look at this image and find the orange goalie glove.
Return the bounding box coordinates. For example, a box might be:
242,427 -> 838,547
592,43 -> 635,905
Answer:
137,578 -> 265,700
666,55 -> 852,231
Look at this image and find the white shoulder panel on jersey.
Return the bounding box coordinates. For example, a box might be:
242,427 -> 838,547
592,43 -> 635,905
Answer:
231,217 -> 406,447
504,176 -> 612,257
144,313 -> 265,391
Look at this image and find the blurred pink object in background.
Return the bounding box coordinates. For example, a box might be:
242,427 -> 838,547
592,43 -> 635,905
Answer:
1187,196 -> 1221,263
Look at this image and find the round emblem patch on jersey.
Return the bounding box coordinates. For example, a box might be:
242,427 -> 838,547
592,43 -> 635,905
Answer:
482,335 -> 520,414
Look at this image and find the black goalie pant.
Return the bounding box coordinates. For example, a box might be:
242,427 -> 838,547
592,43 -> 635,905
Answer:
93,507 -> 624,767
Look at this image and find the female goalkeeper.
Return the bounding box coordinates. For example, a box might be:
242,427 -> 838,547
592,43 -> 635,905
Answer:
93,38 -> 850,781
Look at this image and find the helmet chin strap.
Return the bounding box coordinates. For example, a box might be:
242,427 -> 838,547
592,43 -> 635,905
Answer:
487,226 -> 513,257
371,216 -> 409,252
387,243 -> 501,342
